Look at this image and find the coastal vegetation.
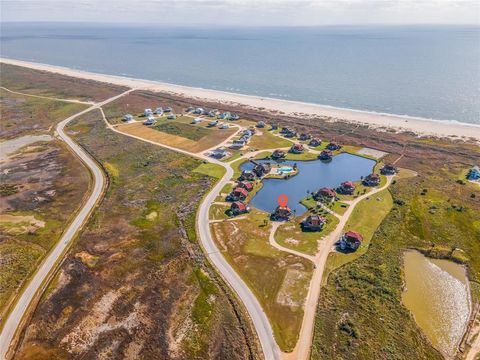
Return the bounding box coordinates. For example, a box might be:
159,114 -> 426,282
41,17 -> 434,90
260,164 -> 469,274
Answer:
210,209 -> 313,351
15,109 -> 257,359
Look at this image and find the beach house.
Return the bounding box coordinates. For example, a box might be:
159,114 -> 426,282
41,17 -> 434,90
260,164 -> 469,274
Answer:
220,112 -> 231,120
302,215 -> 327,231
194,107 -> 204,114
290,143 -> 305,154
210,148 -> 229,159
230,139 -> 247,149
256,121 -> 266,128
191,118 -> 202,124
167,114 -> 176,120
231,114 -> 240,121
467,166 -> 480,180
314,187 -> 337,203
154,107 -> 163,115
326,142 -> 341,151
143,116 -> 156,126
380,164 -> 398,175
144,108 -> 153,116
298,133 -> 311,141
271,206 -> 292,221
272,149 -> 286,159
363,173 -> 381,187
319,150 -> 333,161
237,181 -> 253,192
270,124 -> 278,130
338,181 -> 356,194
122,114 -> 134,122
281,127 -> 297,138
240,170 -> 256,181
231,201 -> 249,215
338,231 -> 363,251
309,138 -> 321,147
253,163 -> 271,177
208,120 -> 219,127
164,107 -> 172,113
228,187 -> 248,201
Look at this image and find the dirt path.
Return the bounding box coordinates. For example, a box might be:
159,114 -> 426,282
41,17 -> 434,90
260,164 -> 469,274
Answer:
0,86 -> 94,105
266,177 -> 395,360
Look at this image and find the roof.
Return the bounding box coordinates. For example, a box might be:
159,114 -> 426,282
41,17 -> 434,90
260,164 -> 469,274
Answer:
292,143 -> 304,150
233,187 -> 248,196
342,181 -> 355,188
321,150 -> 333,156
306,215 -> 327,223
344,231 -> 363,242
231,201 -> 247,210
366,173 -> 380,180
319,187 -> 336,197
240,181 -> 253,189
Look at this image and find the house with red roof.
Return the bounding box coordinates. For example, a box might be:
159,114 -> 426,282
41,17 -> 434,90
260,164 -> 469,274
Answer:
228,187 -> 248,201
238,181 -> 253,192
272,149 -> 286,159
289,143 -> 305,154
231,201 -> 249,215
338,181 -> 356,195
338,231 -> 363,251
363,173 -> 381,187
314,187 -> 337,203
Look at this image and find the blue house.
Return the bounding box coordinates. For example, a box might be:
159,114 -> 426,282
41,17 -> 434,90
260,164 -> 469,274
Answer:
467,166 -> 480,180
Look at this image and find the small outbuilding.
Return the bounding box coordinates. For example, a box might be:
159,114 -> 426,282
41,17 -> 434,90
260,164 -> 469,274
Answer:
467,166 -> 480,180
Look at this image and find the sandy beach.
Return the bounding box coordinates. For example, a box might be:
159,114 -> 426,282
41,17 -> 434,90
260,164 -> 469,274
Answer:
2,57 -> 480,141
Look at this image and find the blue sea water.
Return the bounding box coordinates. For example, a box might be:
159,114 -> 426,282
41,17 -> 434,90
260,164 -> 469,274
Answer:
240,154 -> 376,215
1,23 -> 479,124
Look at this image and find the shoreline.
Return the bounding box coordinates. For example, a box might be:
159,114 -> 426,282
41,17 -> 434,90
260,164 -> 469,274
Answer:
2,57 -> 480,141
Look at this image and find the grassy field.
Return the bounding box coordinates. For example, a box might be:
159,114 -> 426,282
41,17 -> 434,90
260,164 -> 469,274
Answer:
248,129 -> 293,150
311,159 -> 480,359
0,88 -> 88,139
210,209 -> 313,352
209,204 -> 231,221
154,121 -> 210,141
15,109 -> 257,360
1,63 -> 128,102
323,189 -> 393,282
193,162 -> 226,179
275,213 -> 339,255
116,120 -> 236,153
284,151 -> 318,161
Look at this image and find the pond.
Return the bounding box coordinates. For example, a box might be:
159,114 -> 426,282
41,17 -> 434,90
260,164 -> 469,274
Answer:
402,250 -> 471,358
240,153 -> 376,214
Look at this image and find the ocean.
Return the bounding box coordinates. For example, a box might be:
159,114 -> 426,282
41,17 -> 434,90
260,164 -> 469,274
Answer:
1,23 -> 479,124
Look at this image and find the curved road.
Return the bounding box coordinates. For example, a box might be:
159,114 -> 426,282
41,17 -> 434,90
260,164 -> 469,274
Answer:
99,110 -> 280,360
0,90 -> 133,360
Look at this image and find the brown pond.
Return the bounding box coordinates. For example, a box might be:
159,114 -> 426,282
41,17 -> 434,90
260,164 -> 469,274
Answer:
402,250 -> 471,358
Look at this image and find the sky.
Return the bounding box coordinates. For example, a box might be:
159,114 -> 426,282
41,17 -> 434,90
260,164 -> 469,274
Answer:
2,0 -> 479,26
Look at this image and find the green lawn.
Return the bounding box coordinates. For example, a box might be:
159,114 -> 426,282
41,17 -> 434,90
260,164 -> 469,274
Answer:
210,209 -> 313,352
323,188 -> 393,281
248,129 -> 293,150
193,162 -> 226,179
153,121 -> 210,141
284,151 -> 318,161
275,213 -> 339,255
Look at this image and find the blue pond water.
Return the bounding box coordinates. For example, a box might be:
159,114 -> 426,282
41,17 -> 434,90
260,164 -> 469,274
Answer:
241,153 -> 375,215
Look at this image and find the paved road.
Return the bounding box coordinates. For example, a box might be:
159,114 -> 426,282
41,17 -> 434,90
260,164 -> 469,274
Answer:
101,110 -> 280,360
0,90 -> 133,360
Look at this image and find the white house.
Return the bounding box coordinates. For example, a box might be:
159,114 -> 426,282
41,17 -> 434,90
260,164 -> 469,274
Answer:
144,108 -> 153,116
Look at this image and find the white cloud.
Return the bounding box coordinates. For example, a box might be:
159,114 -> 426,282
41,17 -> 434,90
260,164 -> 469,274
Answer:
1,0 -> 479,25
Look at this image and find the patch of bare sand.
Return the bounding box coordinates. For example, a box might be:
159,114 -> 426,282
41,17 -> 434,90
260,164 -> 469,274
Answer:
276,268 -> 309,309
0,214 -> 45,234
